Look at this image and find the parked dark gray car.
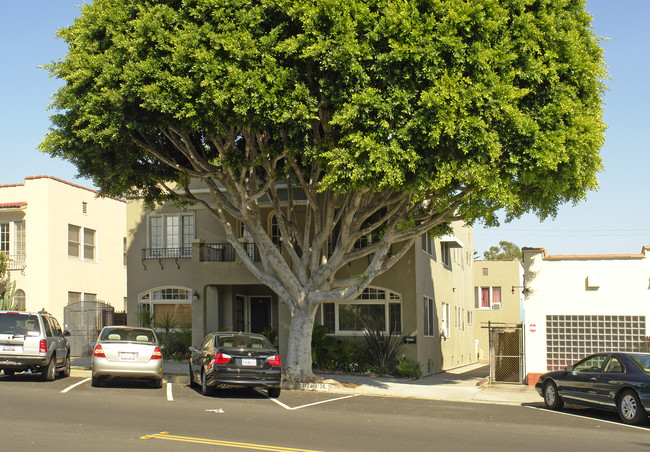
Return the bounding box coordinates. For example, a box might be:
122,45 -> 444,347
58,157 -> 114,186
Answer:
0,310 -> 71,380
536,352 -> 650,425
189,332 -> 282,398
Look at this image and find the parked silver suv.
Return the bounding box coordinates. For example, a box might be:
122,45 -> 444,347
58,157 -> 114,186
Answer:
0,310 -> 71,380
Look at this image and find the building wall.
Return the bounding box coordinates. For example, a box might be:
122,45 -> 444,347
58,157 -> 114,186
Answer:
473,260 -> 523,363
127,197 -> 477,373
414,224 -> 476,372
522,246 -> 650,384
0,176 -> 127,322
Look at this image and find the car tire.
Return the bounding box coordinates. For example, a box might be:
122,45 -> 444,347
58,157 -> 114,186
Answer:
42,356 -> 56,381
60,355 -> 71,378
268,387 -> 281,398
618,390 -> 647,425
91,374 -> 102,387
189,363 -> 198,388
152,378 -> 163,389
3,369 -> 15,376
201,369 -> 214,396
543,381 -> 564,410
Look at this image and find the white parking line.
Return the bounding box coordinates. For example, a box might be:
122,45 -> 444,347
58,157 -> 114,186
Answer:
525,406 -> 650,431
257,390 -> 359,411
61,378 -> 91,393
166,382 -> 173,401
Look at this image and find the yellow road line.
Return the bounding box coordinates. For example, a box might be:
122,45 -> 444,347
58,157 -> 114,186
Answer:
141,432 -> 324,452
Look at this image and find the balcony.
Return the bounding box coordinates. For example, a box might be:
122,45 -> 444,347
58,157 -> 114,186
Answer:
201,242 -> 260,262
5,254 -> 26,273
141,247 -> 191,269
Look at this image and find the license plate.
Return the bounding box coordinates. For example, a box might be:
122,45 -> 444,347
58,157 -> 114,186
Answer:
241,358 -> 257,367
120,352 -> 137,360
2,345 -> 15,351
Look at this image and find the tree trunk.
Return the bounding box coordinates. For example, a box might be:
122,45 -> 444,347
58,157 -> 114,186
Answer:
283,304 -> 317,382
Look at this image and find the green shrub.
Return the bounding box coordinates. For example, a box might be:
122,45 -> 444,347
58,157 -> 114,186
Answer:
395,359 -> 423,379
363,324 -> 403,371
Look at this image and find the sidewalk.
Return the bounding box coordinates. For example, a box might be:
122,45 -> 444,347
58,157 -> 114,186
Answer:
71,358 -> 540,406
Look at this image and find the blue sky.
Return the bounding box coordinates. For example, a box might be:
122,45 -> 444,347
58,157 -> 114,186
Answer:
1,1 -> 648,256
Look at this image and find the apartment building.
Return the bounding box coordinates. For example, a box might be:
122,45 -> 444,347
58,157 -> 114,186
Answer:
126,188 -> 477,374
0,176 -> 127,323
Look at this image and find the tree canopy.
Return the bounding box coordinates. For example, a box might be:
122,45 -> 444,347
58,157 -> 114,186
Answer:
40,0 -> 606,380
483,240 -> 522,260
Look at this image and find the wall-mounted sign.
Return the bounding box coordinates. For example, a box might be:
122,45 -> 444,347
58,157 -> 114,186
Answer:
404,336 -> 416,344
530,324 -> 537,333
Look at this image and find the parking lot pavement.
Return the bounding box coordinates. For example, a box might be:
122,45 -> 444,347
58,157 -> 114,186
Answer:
71,358 -> 540,405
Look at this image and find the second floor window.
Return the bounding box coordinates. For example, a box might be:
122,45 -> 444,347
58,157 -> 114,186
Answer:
68,224 -> 95,261
476,286 -> 502,310
148,214 -> 194,256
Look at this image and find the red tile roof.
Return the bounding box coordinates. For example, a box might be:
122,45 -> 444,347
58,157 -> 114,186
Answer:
0,202 -> 27,209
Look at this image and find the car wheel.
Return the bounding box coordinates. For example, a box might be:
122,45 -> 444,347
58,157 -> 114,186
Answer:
189,362 -> 198,388
618,390 -> 647,425
152,378 -> 163,389
268,387 -> 281,398
201,369 -> 214,396
60,355 -> 71,378
91,373 -> 102,387
3,369 -> 15,376
42,356 -> 56,381
543,381 -> 564,410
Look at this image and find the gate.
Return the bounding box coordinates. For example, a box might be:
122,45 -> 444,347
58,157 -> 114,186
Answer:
64,301 -> 115,357
488,322 -> 525,383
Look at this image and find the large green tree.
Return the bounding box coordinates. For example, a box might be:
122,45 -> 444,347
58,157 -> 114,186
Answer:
41,0 -> 606,380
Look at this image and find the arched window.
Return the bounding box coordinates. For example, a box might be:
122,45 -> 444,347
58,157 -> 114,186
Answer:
320,287 -> 402,335
138,286 -> 192,328
14,289 -> 26,310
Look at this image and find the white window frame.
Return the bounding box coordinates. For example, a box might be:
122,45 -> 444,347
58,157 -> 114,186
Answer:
441,302 -> 450,339
68,224 -> 95,261
138,286 -> 193,329
423,296 -> 435,337
320,287 -> 402,336
147,213 -> 195,257
475,286 -> 502,310
441,242 -> 451,268
421,234 -> 434,256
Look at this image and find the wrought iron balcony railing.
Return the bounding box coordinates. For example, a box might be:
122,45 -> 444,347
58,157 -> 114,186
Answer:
141,247 -> 191,270
201,242 -> 260,262
5,254 -> 26,272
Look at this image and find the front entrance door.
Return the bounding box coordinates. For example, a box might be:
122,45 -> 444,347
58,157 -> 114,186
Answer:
250,297 -> 271,334
234,295 -> 271,333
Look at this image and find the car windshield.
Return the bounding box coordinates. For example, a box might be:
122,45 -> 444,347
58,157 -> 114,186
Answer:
628,354 -> 650,373
217,335 -> 271,350
100,328 -> 156,343
0,314 -> 41,335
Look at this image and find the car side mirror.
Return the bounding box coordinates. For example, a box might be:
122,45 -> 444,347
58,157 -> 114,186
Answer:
90,341 -> 96,348
565,365 -> 574,372
189,346 -> 198,352
64,329 -> 71,337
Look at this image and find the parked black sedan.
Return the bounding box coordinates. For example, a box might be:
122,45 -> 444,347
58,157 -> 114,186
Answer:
189,332 -> 282,398
536,352 -> 650,425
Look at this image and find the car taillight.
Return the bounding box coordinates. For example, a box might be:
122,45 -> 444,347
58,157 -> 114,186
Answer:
213,353 -> 231,364
267,355 -> 282,367
93,344 -> 106,358
39,339 -> 47,353
150,347 -> 163,360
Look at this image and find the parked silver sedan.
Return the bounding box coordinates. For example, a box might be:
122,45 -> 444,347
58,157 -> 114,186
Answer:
91,326 -> 163,388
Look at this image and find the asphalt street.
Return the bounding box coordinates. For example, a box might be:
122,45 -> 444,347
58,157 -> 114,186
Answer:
1,372 -> 648,451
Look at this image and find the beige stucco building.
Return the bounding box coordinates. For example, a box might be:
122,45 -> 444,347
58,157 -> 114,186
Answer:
0,176 -> 127,322
473,259 -> 524,363
126,188 -> 477,374
522,247 -> 650,384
